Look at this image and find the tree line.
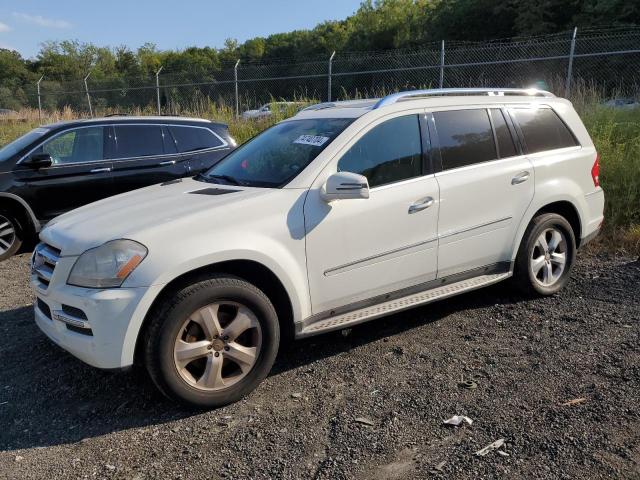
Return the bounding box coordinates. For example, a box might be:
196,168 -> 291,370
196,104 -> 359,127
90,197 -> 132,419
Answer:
1,0 -> 638,109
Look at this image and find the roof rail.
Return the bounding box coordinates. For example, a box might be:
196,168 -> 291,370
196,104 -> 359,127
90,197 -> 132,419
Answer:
374,88 -> 555,109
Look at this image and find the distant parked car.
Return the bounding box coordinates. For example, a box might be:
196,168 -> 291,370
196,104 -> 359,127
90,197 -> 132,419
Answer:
603,98 -> 639,109
0,116 -> 235,260
241,101 -> 305,120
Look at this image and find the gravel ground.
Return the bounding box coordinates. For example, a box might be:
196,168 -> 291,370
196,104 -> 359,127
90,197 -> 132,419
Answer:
0,251 -> 638,479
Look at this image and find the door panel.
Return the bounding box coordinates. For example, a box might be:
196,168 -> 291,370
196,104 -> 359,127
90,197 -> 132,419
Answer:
435,156 -> 534,276
304,112 -> 440,315
304,177 -> 440,314
431,108 -> 534,277
12,126 -> 114,220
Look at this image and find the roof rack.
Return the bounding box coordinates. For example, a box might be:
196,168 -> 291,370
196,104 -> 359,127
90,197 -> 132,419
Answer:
374,88 -> 555,109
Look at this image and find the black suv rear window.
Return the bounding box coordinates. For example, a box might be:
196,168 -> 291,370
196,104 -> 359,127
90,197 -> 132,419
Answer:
169,126 -> 223,153
512,108 -> 578,153
114,125 -> 164,158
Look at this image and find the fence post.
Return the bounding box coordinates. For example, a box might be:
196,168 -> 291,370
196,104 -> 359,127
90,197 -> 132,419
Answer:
84,71 -> 93,118
328,51 -> 336,102
439,40 -> 445,89
155,66 -> 163,115
565,27 -> 578,97
36,75 -> 44,122
234,60 -> 240,117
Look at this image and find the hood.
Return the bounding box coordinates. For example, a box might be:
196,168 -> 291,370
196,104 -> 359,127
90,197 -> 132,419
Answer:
41,177 -> 272,256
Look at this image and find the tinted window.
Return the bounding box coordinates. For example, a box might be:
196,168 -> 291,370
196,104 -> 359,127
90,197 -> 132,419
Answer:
203,118 -> 352,188
512,108 -> 578,153
337,115 -> 422,188
434,109 -> 496,170
114,125 -> 164,158
490,109 -> 518,158
162,126 -> 177,154
169,126 -> 223,153
39,127 -> 104,165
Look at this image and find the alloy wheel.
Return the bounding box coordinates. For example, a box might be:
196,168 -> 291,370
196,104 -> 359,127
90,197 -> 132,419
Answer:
0,215 -> 16,255
530,227 -> 567,287
173,301 -> 262,391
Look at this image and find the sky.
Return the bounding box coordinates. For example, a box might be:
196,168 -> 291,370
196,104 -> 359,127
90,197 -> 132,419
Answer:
0,0 -> 362,58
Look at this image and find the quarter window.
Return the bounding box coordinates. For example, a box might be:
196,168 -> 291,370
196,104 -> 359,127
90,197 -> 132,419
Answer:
337,115 -> 423,188
114,125 -> 164,158
434,109 -> 496,170
38,127 -> 104,165
490,109 -> 518,158
169,126 -> 223,153
512,108 -> 578,153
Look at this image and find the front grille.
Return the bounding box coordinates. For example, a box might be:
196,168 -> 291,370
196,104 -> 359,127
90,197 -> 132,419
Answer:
32,243 -> 61,289
61,304 -> 87,320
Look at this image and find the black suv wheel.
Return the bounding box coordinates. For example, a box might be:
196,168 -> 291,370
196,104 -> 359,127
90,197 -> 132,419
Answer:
0,209 -> 23,261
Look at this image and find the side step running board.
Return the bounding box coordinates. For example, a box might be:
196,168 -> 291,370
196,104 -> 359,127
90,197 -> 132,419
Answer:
297,272 -> 511,338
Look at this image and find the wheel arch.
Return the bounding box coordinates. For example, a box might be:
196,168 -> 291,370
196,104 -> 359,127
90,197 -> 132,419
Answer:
0,193 -> 40,234
132,259 -> 295,366
511,198 -> 583,262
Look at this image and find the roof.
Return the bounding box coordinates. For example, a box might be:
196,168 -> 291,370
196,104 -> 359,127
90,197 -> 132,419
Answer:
42,116 -> 224,130
293,88 -> 561,120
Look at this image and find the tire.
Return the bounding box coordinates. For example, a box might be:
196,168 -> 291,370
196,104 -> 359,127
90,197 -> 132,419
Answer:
513,213 -> 576,296
0,209 -> 23,262
144,274 -> 280,408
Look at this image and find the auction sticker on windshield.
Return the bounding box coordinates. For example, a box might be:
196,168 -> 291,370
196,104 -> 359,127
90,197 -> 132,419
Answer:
293,135 -> 330,147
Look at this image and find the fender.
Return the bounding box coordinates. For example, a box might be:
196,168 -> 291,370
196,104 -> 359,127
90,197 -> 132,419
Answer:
0,192 -> 41,232
509,178 -> 587,262
119,243 -> 310,367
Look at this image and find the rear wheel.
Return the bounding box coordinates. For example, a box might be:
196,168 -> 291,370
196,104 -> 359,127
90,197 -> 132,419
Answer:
0,210 -> 23,261
144,275 -> 279,408
514,213 -> 576,296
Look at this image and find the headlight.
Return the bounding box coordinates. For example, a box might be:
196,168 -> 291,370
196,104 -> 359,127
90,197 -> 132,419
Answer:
67,239 -> 147,288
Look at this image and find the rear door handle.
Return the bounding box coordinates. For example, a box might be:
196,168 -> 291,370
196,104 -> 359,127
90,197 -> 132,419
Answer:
90,167 -> 111,173
408,196 -> 435,214
512,171 -> 530,185
159,160 -> 177,166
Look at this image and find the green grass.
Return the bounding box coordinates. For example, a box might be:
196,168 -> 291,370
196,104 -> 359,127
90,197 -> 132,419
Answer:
2,99 -> 639,254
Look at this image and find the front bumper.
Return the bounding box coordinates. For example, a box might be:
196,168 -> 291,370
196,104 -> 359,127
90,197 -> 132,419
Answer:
31,253 -> 161,369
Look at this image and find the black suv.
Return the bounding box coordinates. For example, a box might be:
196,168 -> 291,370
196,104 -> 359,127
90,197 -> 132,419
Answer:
0,116 -> 235,260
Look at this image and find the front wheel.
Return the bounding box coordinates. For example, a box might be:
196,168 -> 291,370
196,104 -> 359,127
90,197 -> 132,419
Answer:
513,213 -> 576,296
144,275 -> 280,408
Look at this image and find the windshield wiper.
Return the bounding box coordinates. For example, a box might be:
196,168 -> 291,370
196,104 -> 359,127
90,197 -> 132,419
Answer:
205,174 -> 243,186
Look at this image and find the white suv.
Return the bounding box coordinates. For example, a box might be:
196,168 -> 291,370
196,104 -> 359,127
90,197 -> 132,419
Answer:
31,89 -> 604,407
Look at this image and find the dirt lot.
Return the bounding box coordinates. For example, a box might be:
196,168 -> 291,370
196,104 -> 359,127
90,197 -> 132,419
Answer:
0,251 -> 638,479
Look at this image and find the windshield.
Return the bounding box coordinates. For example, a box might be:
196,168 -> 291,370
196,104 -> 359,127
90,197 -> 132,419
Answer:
0,127 -> 49,163
199,118 -> 353,188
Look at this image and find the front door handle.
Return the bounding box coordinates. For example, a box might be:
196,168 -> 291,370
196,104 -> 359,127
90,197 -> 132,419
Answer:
409,196 -> 434,214
159,160 -> 177,166
512,171 -> 530,185
90,167 -> 111,173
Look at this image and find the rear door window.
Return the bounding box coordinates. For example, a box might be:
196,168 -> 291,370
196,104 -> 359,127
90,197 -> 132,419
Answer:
114,125 -> 165,158
169,126 -> 223,153
434,109 -> 497,170
512,108 -> 578,153
490,109 -> 518,158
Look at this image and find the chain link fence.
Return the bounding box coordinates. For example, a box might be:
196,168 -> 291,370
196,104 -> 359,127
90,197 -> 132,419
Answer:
18,27 -> 640,117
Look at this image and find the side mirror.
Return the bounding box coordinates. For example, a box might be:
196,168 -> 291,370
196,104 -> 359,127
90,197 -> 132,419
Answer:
24,153 -> 52,169
321,171 -> 370,202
